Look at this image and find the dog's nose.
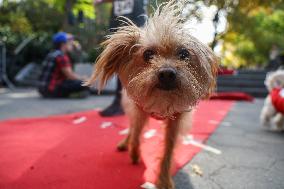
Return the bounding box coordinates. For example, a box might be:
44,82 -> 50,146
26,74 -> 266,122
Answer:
157,67 -> 177,90
158,67 -> 177,82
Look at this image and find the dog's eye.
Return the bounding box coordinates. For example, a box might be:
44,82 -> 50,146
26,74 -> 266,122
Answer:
177,48 -> 191,61
143,49 -> 156,62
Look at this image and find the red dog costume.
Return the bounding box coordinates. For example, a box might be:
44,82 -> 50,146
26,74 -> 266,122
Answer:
271,88 -> 284,114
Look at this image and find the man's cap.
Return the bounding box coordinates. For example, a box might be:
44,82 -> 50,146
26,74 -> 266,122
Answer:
52,32 -> 73,44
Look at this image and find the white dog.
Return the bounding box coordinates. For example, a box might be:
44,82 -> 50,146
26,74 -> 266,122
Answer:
260,70 -> 284,130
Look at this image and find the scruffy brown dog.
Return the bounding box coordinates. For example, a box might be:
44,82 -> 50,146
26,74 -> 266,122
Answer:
86,1 -> 218,188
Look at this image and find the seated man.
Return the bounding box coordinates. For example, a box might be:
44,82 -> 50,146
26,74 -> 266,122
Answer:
38,32 -> 89,98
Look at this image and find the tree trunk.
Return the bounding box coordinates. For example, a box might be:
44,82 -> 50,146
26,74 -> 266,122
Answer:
210,9 -> 220,50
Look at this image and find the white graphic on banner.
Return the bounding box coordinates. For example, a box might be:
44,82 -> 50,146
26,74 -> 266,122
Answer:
114,0 -> 134,16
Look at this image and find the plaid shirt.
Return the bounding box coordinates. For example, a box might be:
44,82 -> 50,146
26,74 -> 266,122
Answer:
39,50 -> 72,92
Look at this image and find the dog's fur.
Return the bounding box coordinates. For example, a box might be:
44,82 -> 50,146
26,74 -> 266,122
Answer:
86,1 -> 218,188
260,70 -> 284,130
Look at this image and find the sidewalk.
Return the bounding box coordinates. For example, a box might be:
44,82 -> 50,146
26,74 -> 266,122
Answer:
0,89 -> 283,189
0,88 -> 112,120
178,99 -> 284,189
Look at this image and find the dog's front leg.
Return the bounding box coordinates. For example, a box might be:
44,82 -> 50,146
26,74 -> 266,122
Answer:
157,115 -> 181,189
260,96 -> 276,127
128,107 -> 149,164
117,111 -> 148,163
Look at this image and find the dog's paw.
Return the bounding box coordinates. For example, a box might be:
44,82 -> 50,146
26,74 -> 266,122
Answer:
275,122 -> 284,131
130,152 -> 140,164
129,148 -> 140,164
275,123 -> 284,131
261,119 -> 271,129
117,142 -> 128,152
117,138 -> 129,152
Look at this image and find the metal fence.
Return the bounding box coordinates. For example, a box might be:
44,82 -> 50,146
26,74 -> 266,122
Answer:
0,42 -> 14,88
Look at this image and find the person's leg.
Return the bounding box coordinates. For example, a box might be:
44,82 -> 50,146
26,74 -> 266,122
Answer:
100,78 -> 124,117
38,88 -> 53,98
54,80 -> 90,98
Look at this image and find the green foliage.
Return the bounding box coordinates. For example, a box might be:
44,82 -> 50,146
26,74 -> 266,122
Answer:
88,47 -> 102,63
0,0 -> 62,44
0,2 -> 32,34
22,0 -> 64,32
222,5 -> 284,68
1,0 -> 284,69
0,0 -> 111,81
0,0 -> 98,59
73,0 -> 96,19
0,26 -> 29,50
182,0 -> 284,68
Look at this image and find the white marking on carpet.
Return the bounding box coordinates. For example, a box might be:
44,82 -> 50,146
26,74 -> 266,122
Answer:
144,129 -> 157,139
100,121 -> 113,129
73,116 -> 87,124
119,128 -> 129,135
141,182 -> 157,189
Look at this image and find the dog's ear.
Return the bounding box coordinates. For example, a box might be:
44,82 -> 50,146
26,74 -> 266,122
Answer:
85,23 -> 140,91
190,37 -> 219,98
207,51 -> 219,97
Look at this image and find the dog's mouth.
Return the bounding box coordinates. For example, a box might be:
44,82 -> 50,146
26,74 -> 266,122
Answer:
156,82 -> 177,91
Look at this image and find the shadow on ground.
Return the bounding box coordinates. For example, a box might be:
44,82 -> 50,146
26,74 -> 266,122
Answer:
174,170 -> 194,189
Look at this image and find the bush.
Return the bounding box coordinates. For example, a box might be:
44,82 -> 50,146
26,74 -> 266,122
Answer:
87,47 -> 103,63
0,25 -> 52,80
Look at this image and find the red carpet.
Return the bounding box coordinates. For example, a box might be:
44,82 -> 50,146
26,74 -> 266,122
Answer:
0,100 -> 233,189
210,92 -> 254,102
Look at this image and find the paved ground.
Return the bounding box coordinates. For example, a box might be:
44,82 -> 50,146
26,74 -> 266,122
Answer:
1,88 -> 284,189
176,99 -> 284,189
0,88 -> 113,120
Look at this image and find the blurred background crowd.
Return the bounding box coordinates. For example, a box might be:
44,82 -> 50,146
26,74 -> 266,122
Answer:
1,0 -> 284,100
0,0 -> 284,79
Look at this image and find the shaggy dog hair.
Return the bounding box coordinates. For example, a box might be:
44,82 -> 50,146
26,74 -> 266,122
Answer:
86,1 -> 218,188
260,70 -> 284,130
